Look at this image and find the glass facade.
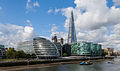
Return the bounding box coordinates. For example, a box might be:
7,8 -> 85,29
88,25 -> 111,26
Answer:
17,41 -> 35,54
71,41 -> 102,56
33,37 -> 59,58
54,42 -> 62,56
68,11 -> 77,44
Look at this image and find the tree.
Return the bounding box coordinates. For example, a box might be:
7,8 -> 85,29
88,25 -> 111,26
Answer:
25,54 -> 31,59
15,50 -> 25,59
63,53 -> 67,57
102,52 -> 108,57
62,44 -> 71,56
6,48 -> 16,59
31,54 -> 37,59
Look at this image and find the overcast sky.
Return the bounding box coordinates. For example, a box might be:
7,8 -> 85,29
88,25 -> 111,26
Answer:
0,0 -> 120,50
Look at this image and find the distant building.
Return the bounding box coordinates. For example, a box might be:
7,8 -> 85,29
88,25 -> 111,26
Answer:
102,48 -> 114,56
5,48 -> 8,51
54,42 -> 62,56
33,37 -> 59,59
51,35 -> 63,56
107,48 -> 114,56
0,45 -> 6,59
71,41 -> 102,56
17,41 -> 35,54
52,35 -> 57,43
114,51 -> 120,56
17,37 -> 60,59
57,38 -> 64,45
68,11 -> 77,44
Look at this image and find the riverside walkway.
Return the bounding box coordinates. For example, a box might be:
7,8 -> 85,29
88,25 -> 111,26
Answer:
0,56 -> 114,67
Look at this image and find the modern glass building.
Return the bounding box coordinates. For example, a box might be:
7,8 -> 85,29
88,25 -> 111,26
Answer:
68,11 -> 77,44
71,41 -> 102,56
17,41 -> 35,54
33,37 -> 59,59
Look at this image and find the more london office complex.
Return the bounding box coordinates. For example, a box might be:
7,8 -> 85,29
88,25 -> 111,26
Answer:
0,11 -> 103,59
0,11 -> 116,59
16,11 -> 102,59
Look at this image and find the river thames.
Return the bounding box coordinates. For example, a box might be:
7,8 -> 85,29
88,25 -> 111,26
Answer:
18,58 -> 120,71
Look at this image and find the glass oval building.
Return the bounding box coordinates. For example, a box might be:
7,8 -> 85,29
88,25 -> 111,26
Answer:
33,37 -> 59,59
17,41 -> 35,54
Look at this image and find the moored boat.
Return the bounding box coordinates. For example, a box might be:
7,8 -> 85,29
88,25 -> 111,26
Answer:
80,61 -> 93,65
107,61 -> 114,64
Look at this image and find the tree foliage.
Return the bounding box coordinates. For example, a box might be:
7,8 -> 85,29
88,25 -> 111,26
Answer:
25,54 -> 36,59
15,50 -> 25,59
31,54 -> 36,59
102,52 -> 108,57
63,53 -> 67,57
6,48 -> 36,59
6,48 -> 16,59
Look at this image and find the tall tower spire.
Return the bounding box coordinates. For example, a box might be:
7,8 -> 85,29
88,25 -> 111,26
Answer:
68,11 -> 77,44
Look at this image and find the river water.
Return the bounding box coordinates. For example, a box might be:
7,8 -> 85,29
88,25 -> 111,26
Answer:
18,58 -> 120,71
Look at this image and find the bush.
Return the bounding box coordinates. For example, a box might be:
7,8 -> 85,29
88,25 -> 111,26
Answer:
0,61 -> 27,67
25,54 -> 31,59
31,54 -> 37,59
15,50 -> 25,59
6,48 -> 16,59
63,53 -> 67,57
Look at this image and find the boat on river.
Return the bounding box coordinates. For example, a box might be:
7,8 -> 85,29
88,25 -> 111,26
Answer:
108,61 -> 114,64
80,61 -> 93,65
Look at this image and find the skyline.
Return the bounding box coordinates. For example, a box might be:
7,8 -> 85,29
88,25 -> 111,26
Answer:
0,0 -> 120,50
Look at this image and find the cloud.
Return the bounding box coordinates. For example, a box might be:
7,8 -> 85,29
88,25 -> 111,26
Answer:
47,8 -> 61,14
61,0 -> 120,31
25,19 -> 32,26
55,9 -> 60,13
0,23 -> 37,48
50,24 -> 68,43
77,27 -> 108,43
26,0 -> 32,9
51,24 -> 58,32
26,0 -> 40,13
33,1 -> 40,7
113,0 -> 120,7
25,19 -> 31,24
50,31 -> 68,43
53,0 -> 120,50
48,9 -> 53,13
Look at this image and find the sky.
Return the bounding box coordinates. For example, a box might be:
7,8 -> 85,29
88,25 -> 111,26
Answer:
0,0 -> 120,50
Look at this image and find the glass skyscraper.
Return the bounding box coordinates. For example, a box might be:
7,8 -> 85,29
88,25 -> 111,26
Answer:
68,11 -> 77,44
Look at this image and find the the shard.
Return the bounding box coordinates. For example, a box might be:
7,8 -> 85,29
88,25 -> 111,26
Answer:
68,11 -> 77,44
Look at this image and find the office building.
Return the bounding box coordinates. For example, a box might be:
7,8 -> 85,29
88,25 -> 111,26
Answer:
54,42 -> 62,56
33,37 -> 59,59
57,38 -> 64,45
52,35 -> 57,43
71,41 -> 102,56
17,41 -> 35,54
107,48 -> 114,56
0,45 -> 6,59
102,48 -> 114,56
68,11 -> 77,44
51,35 -> 63,56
